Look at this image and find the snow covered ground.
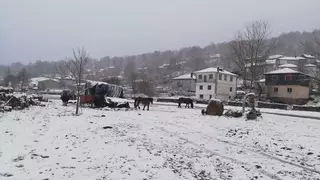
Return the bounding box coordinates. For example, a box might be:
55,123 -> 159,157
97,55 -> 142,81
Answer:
0,100 -> 320,180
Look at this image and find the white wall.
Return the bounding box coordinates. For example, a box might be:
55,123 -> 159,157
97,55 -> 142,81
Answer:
171,79 -> 196,92
195,72 -> 237,100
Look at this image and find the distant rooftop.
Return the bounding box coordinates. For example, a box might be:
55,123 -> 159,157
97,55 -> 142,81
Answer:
304,64 -> 317,67
302,54 -> 316,59
173,73 -> 196,80
268,54 -> 284,59
278,64 -> 297,68
279,56 -> 305,61
265,68 -> 301,75
194,67 -> 238,76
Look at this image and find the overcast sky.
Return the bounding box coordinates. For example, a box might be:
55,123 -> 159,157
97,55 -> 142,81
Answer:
1,0 -> 320,65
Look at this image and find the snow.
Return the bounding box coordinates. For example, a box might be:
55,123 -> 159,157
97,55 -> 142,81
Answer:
279,57 -> 305,61
173,73 -> 196,80
304,64 -> 317,67
278,64 -> 297,68
265,68 -> 301,75
194,68 -> 238,76
265,59 -> 276,64
30,77 -> 59,86
1,101 -> 320,179
86,80 -> 109,86
0,86 -> 13,90
302,54 -> 316,59
268,54 -> 284,59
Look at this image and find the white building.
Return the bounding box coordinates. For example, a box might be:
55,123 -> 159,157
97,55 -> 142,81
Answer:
172,73 -> 196,92
193,67 -> 238,100
278,64 -> 298,71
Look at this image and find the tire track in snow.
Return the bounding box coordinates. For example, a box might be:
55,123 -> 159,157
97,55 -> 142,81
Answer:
162,122 -> 320,177
156,126 -> 282,180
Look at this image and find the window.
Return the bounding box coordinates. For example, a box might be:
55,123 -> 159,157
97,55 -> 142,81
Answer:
224,74 -> 227,81
209,74 -> 213,79
230,76 -> 233,82
285,74 -> 292,81
274,87 -> 278,93
208,85 -> 212,90
272,75 -> 278,81
198,75 -> 202,79
200,94 -> 204,99
229,87 -> 232,92
204,75 -> 207,82
219,74 -> 222,80
287,88 -> 292,93
199,85 -> 203,90
209,95 -> 212,99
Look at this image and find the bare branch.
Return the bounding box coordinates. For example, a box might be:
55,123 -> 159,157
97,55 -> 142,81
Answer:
228,20 -> 274,89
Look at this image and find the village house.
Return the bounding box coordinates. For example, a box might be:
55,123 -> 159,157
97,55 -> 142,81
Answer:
171,73 -> 196,92
264,68 -> 310,105
193,67 -> 238,100
29,77 -> 61,90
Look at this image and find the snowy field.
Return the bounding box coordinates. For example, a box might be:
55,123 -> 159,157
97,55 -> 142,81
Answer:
0,100 -> 320,180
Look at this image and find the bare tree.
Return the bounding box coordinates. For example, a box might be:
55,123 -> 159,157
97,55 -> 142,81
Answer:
65,48 -> 90,115
229,31 -> 249,87
16,68 -> 29,91
55,60 -> 69,79
229,21 -> 275,88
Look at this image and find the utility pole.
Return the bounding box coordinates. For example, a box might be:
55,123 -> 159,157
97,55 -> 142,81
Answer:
215,67 -> 222,99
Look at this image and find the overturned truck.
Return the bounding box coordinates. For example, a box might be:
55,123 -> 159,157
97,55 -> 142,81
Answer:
81,82 -> 125,108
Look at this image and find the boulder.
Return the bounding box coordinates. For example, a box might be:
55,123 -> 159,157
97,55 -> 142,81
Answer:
204,99 -> 224,116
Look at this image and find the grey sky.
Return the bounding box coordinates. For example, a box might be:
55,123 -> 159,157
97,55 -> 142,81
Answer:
1,0 -> 320,64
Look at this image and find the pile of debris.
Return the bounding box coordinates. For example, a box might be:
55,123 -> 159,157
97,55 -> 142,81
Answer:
224,109 -> 243,118
0,93 -> 44,112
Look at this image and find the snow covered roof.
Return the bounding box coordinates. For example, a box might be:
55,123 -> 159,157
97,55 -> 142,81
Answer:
265,59 -> 276,64
0,86 -> 13,90
265,68 -> 301,75
278,64 -> 297,68
159,64 -> 170,68
302,54 -> 315,59
194,67 -> 238,76
279,56 -> 305,61
30,77 -> 59,86
173,73 -> 196,80
304,64 -> 317,67
268,54 -> 284,59
258,79 -> 265,83
86,80 -> 109,85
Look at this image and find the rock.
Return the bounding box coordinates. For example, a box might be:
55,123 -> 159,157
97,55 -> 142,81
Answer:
255,165 -> 262,169
102,126 -> 112,129
16,164 -> 24,168
203,99 -> 224,116
0,173 -> 13,177
40,155 -> 49,158
101,115 -> 106,117
307,152 -> 314,155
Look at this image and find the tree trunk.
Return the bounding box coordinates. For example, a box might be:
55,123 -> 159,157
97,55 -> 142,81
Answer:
75,82 -> 80,115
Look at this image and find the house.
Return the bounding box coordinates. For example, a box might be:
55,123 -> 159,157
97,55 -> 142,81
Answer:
37,79 -> 61,90
193,67 -> 238,100
30,77 -> 61,90
264,68 -> 310,105
172,73 -> 196,92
